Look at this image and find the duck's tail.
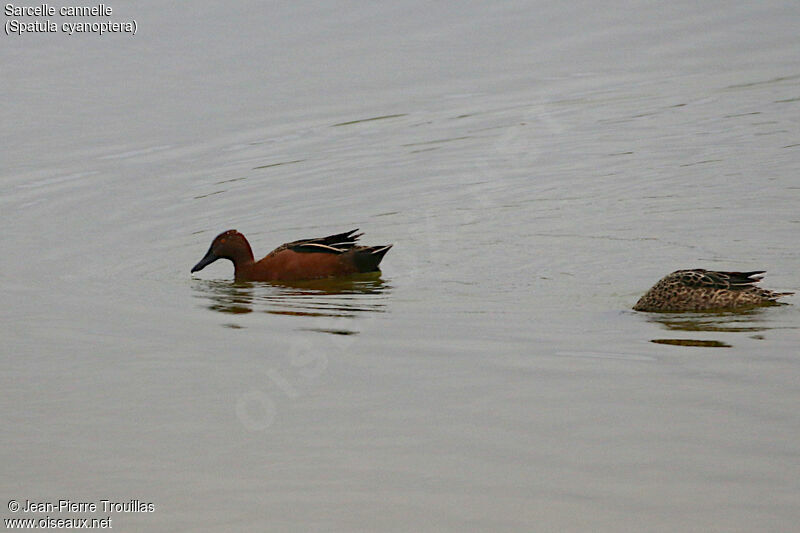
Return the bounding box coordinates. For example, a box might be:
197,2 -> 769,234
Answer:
353,245 -> 393,272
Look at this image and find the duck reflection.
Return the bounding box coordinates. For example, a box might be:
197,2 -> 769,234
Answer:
192,273 -> 391,321
192,279 -> 255,315
650,338 -> 731,348
644,307 -> 774,348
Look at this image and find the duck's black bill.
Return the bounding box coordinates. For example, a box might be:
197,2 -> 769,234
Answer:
191,249 -> 219,273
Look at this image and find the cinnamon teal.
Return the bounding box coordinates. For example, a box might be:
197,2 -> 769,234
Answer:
191,229 -> 392,282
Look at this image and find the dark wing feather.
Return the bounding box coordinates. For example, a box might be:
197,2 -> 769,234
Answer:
679,269 -> 765,290
286,229 -> 362,254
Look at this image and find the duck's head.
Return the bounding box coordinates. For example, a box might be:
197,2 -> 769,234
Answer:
191,229 -> 253,273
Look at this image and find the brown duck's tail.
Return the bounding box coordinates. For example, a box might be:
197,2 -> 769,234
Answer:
353,245 -> 392,272
718,271 -> 793,298
770,290 -> 795,298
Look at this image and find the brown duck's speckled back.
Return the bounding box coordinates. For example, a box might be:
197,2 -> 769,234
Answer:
633,270 -> 792,312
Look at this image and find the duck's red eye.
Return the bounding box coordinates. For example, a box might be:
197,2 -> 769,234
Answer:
220,238 -> 226,244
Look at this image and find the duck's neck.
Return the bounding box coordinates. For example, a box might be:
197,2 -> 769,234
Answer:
233,260 -> 256,281
229,243 -> 255,279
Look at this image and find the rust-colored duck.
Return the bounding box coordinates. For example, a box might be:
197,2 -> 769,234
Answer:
191,229 -> 391,282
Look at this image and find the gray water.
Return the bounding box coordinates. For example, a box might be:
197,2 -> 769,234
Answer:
2,1 -> 799,531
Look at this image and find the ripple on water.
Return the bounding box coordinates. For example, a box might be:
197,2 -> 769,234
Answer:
191,274 -> 392,328
642,306 -> 793,348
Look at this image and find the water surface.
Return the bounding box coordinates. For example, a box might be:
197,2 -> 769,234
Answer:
2,1 -> 799,531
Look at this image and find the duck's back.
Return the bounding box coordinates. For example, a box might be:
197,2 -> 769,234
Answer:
242,229 -> 392,281
633,269 -> 791,312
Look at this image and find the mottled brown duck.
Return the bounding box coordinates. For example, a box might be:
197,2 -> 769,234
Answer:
633,269 -> 792,312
